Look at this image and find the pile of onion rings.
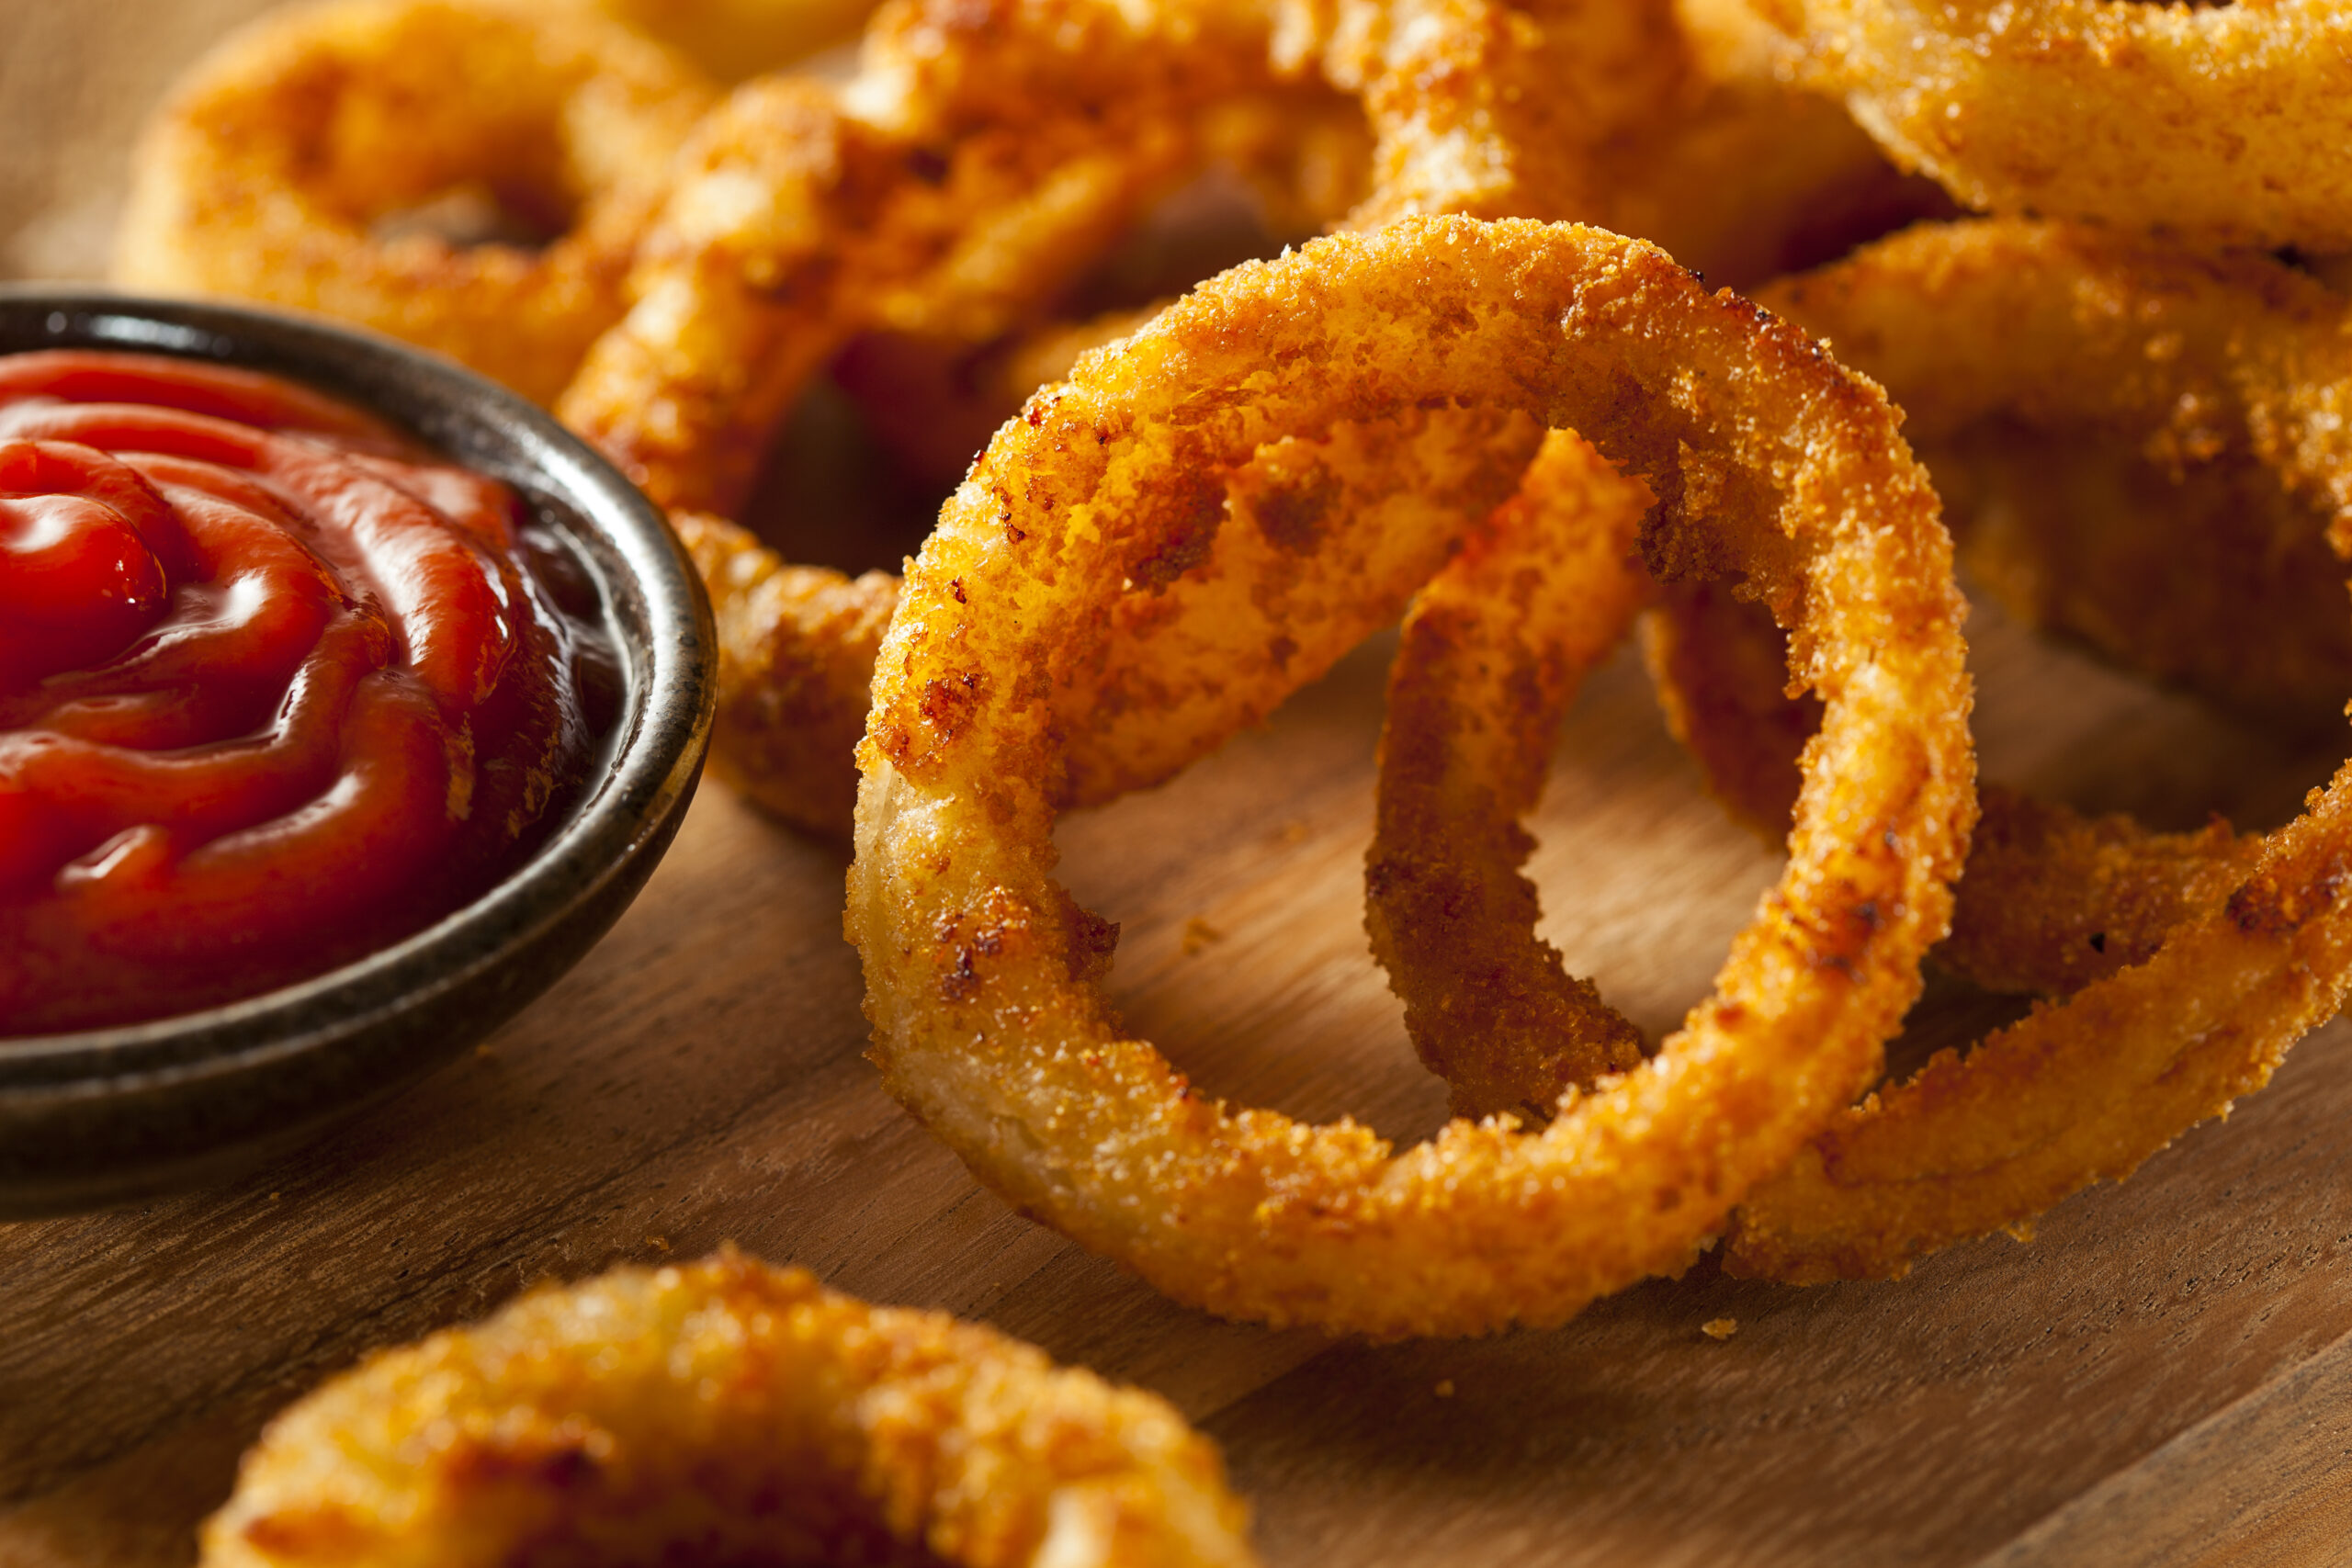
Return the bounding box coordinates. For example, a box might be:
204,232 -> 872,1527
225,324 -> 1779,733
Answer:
114,0 -> 2352,1358
1690,221 -> 2352,1281
201,1251 -> 1258,1567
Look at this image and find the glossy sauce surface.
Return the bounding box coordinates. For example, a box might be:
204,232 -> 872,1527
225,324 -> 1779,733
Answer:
0,351 -> 615,1034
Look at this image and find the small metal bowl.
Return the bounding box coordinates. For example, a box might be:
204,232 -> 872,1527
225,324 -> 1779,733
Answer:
0,290 -> 715,1218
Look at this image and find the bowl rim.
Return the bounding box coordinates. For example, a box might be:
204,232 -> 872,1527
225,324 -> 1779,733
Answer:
0,286 -> 716,1093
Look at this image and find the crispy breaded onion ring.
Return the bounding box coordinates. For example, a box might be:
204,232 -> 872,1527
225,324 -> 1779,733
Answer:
1765,220 -> 2352,728
200,1252 -> 1258,1568
1759,0 -> 2352,250
1610,220 -> 2352,1281
113,0 -> 717,407
846,218 -> 1972,1337
1363,432 -> 1656,1126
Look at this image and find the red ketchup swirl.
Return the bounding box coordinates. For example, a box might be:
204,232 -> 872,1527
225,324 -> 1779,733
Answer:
0,351 -> 614,1034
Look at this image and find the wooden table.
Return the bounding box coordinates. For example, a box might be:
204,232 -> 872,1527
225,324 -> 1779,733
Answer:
6,5 -> 2351,1562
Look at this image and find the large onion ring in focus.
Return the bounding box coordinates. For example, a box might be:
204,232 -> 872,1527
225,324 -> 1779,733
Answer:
847,218 -> 1972,1337
113,0 -> 717,407
1758,0 -> 2352,251
199,1252 -> 1258,1568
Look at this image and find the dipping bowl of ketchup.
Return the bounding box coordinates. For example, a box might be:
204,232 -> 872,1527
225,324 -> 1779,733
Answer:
0,290 -> 713,1216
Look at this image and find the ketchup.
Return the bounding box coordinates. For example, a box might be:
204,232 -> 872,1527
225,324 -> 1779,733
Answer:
0,351 -> 616,1034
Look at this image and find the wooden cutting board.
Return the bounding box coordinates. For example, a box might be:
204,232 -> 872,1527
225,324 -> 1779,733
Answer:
6,5 -> 2351,1562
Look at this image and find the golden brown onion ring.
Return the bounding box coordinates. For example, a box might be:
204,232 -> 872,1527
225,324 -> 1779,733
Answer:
114,0 -> 717,407
1930,417 -> 2352,731
1364,432 -> 1655,1126
200,1252 -> 1257,1568
1759,0 -> 2352,250
1650,216 -> 2352,825
560,0 -> 1688,510
847,217 -> 1971,1337
675,510 -> 900,832
1936,786 -> 2263,1001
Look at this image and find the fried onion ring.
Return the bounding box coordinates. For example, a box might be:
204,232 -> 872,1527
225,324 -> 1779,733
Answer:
846,217 -> 1971,1337
200,1252 -> 1258,1568
1363,431 -> 1656,1126
113,0 -> 718,407
1758,0 -> 2352,250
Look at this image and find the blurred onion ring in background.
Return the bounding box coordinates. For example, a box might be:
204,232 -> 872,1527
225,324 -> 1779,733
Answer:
566,0 -> 1934,832
113,0 -> 717,407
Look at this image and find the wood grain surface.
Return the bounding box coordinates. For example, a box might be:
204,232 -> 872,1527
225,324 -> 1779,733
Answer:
6,4 -> 2352,1563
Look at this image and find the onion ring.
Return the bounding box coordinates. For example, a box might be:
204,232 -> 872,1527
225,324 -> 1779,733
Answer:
199,1252 -> 1258,1568
1363,431 -> 1656,1125
846,217 -> 1971,1337
559,0 -> 1687,510
1758,0 -> 2352,250
113,0 -> 718,407
1589,0 -> 1955,292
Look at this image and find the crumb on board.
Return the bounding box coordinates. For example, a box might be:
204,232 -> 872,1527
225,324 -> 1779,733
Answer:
1702,1317 -> 1738,1340
1433,1379 -> 1455,1398
1182,917 -> 1225,955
